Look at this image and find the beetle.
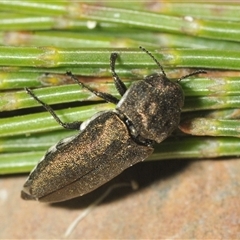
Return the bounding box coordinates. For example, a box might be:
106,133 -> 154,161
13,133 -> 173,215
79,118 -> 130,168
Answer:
21,47 -> 205,202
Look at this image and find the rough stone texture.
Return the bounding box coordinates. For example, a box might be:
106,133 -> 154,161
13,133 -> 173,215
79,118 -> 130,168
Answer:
0,158 -> 240,239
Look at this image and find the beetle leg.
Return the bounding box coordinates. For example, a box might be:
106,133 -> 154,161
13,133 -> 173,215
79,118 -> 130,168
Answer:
25,88 -> 82,130
67,71 -> 119,105
110,52 -> 128,96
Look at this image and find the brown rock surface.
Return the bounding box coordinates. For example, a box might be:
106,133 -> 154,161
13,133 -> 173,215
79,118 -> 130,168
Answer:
0,158 -> 239,238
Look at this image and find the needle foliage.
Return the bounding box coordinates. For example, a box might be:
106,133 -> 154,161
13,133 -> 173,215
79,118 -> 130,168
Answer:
1,1 -> 240,174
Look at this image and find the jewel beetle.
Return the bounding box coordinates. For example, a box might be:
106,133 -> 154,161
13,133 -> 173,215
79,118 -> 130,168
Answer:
21,47 -> 205,202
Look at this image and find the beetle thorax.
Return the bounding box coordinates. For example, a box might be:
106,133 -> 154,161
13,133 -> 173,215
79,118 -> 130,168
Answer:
117,74 -> 184,143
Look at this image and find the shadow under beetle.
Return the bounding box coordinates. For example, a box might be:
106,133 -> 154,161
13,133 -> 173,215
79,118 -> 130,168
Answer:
21,47 -> 206,203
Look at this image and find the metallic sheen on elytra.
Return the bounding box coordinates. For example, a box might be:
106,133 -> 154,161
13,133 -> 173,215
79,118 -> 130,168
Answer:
22,112 -> 153,202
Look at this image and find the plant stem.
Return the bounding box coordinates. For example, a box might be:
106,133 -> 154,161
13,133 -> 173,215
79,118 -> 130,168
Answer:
1,136 -> 240,174
1,47 -> 240,70
0,103 -> 114,137
180,118 -> 240,137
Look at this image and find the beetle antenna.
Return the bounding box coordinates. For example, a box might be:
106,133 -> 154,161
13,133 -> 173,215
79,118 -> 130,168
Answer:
177,70 -> 207,82
139,46 -> 166,77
